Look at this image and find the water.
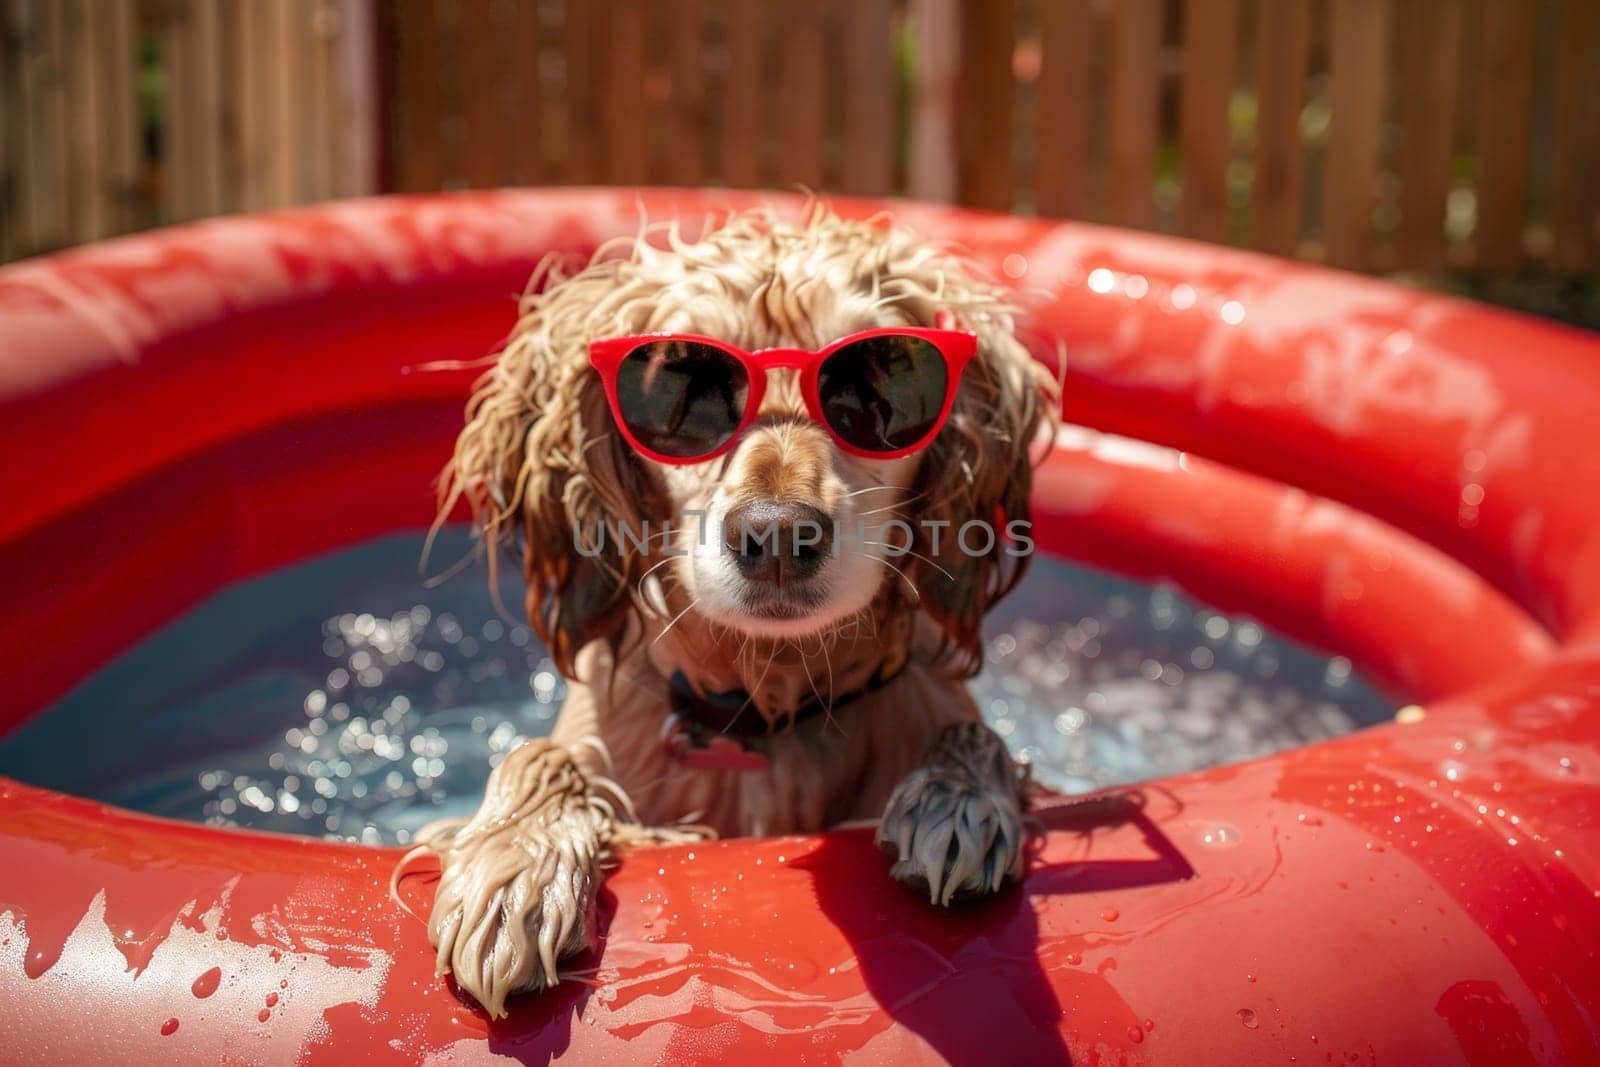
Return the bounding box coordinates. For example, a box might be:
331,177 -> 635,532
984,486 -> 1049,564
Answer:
0,530 -> 1392,844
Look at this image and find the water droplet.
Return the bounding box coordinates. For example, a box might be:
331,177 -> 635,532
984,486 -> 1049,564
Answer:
191,967 -> 222,998
160,1018 -> 180,1036
1128,1025 -> 1145,1044
1237,1008 -> 1259,1029
1101,907 -> 1120,922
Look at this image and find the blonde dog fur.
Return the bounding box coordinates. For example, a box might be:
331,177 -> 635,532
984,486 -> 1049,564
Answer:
412,205 -> 1057,1017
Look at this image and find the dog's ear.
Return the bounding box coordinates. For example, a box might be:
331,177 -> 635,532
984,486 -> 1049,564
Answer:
912,318 -> 1057,677
442,287 -> 654,678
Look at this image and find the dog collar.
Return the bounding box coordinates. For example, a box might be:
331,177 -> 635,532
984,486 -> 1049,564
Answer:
661,645 -> 910,772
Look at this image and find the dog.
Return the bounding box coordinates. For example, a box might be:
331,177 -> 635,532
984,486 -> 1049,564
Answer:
414,205 -> 1057,1017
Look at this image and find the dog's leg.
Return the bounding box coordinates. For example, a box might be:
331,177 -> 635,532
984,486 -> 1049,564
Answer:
420,677 -> 706,1017
421,735 -> 611,1017
875,720 -> 1029,906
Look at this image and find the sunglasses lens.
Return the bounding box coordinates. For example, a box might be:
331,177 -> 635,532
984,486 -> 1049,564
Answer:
816,334 -> 949,453
615,340 -> 749,459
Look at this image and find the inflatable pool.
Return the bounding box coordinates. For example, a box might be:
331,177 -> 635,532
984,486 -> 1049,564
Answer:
1,189 -> 1597,1063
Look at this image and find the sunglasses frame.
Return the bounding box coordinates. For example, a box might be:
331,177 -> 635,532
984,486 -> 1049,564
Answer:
588,326 -> 979,465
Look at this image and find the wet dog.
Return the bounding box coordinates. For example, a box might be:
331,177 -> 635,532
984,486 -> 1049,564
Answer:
413,205 -> 1056,1016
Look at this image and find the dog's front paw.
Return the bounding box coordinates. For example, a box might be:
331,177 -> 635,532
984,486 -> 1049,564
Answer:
875,722 -> 1027,906
424,740 -> 607,1017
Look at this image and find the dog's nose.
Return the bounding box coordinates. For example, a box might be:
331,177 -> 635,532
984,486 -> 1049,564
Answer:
723,500 -> 834,585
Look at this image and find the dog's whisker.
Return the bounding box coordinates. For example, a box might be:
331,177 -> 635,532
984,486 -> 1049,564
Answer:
652,598 -> 701,646
856,498 -> 919,518
862,542 -> 956,582
634,554 -> 678,589
844,484 -> 914,499
867,555 -> 923,604
724,642 -> 780,735
815,636 -> 843,736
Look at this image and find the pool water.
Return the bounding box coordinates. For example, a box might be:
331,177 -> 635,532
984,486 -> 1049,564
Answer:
0,530 -> 1393,844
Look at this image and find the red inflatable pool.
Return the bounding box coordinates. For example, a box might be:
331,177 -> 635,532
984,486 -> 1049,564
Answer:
1,189 -> 1598,1064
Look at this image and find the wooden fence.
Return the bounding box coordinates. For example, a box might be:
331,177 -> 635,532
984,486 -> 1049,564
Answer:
0,0 -> 376,260
3,0 -> 1598,277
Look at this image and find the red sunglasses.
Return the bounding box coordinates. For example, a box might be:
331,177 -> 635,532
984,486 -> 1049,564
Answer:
588,327 -> 978,465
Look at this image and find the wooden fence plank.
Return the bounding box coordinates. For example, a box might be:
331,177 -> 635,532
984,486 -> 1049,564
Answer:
17,0 -> 69,253
103,0 -> 139,231
458,0 -> 504,187
599,0 -> 646,184
273,0 -> 307,204
1033,0 -> 1090,218
1178,0 -> 1237,242
62,0 -> 100,240
306,0 -> 340,201
198,0 -> 229,215
1550,0 -> 1600,272
506,0 -> 541,186
389,0 -> 444,192
0,1 -> 12,259
163,0 -> 196,220
721,0 -> 763,187
1251,0 -> 1310,255
76,0 -> 138,237
336,0 -> 379,196
956,0 -> 1013,210
508,0 -> 547,183
235,0 -> 265,208
242,0 -> 288,207
1106,0 -> 1161,229
778,1 -> 825,190
1473,0 -> 1536,271
908,0 -> 958,202
562,0 -> 596,183
840,0 -> 893,196
663,0 -> 705,187
1396,0 -> 1461,270
1324,0 -> 1390,269
171,0 -> 227,220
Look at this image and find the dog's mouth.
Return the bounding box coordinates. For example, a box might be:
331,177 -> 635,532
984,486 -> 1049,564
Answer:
738,583 -> 829,621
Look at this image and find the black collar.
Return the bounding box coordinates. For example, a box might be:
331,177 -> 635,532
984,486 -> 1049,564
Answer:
661,649 -> 909,770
